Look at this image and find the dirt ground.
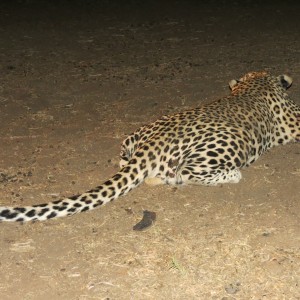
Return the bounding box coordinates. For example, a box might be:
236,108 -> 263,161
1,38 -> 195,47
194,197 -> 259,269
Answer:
0,1 -> 299,299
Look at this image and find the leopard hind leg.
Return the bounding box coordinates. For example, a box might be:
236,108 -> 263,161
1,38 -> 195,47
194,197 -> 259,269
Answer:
178,163 -> 242,186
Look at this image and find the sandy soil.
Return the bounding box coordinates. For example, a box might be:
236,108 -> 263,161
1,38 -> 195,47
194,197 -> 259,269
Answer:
0,1 -> 299,299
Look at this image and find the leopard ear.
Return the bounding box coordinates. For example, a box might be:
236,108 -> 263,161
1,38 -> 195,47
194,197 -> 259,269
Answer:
229,79 -> 239,90
278,74 -> 292,90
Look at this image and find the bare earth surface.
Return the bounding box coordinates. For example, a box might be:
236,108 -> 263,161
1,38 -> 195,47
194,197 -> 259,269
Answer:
0,1 -> 299,299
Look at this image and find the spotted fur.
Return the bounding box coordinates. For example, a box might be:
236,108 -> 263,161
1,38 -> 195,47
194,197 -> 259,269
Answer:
1,71 -> 299,222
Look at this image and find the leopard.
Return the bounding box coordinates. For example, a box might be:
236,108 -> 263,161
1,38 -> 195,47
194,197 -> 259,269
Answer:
0,71 -> 299,222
